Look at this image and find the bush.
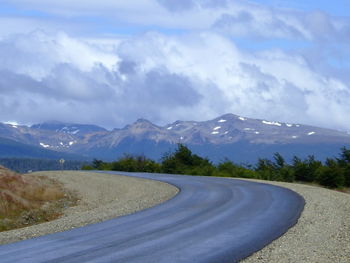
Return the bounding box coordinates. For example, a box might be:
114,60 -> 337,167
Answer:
111,155 -> 160,173
161,144 -> 214,176
337,147 -> 350,187
316,159 -> 346,188
292,155 -> 321,182
217,160 -> 257,178
81,165 -> 94,170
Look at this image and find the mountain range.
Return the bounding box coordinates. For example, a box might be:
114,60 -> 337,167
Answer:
1,113 -> 350,163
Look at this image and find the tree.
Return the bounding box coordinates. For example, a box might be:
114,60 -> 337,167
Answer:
255,158 -> 275,180
292,155 -> 321,182
273,153 -> 285,169
337,147 -> 350,187
338,147 -> 350,164
111,155 -> 160,173
161,144 -> 214,176
217,159 -> 257,178
316,159 -> 345,188
255,153 -> 294,182
92,159 -> 105,169
174,144 -> 194,166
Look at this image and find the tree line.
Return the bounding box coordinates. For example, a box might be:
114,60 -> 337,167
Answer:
82,144 -> 350,189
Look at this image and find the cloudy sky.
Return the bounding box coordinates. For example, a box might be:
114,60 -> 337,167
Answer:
0,0 -> 350,131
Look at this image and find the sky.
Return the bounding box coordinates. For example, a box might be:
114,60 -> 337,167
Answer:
0,0 -> 350,131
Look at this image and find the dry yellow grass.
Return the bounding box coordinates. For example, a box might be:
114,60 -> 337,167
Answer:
0,166 -> 76,231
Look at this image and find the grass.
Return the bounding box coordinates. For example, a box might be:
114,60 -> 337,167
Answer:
0,166 -> 76,232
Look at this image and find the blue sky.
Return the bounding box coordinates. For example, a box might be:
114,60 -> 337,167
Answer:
252,0 -> 350,16
0,0 -> 349,131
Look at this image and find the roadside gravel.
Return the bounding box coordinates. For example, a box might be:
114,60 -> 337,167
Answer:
0,171 -> 178,245
241,179 -> 350,263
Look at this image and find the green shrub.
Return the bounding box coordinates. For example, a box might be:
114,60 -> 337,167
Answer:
316,159 -> 346,188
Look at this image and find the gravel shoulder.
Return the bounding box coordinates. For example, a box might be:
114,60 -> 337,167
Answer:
0,171 -> 178,245
241,179 -> 350,263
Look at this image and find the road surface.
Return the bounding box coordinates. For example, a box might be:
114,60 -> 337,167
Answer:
0,172 -> 304,262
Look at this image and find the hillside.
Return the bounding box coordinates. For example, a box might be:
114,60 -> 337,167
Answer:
0,166 -> 76,231
0,137 -> 86,160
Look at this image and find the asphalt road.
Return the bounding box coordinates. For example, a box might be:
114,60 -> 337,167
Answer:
0,172 -> 304,263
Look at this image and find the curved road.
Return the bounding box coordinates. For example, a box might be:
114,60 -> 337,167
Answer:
0,172 -> 304,263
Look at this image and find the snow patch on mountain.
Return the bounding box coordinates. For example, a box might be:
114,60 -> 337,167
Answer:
40,142 -> 50,148
4,121 -> 19,126
262,120 -> 282,127
55,127 -> 80,134
70,130 -> 80,135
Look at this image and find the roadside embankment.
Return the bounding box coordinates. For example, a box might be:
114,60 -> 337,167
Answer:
0,166 -> 73,232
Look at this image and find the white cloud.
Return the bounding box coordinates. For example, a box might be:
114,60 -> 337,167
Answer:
3,0 -> 349,42
0,1 -> 349,131
0,30 -> 349,131
0,31 -> 119,80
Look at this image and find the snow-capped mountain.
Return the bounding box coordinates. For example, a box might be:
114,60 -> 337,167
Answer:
1,114 -> 350,163
31,121 -> 107,137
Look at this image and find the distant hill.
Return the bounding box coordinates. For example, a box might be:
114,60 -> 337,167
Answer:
31,121 -> 107,137
0,137 -> 85,160
0,114 -> 350,163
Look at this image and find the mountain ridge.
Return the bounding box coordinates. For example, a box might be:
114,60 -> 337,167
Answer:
1,113 -> 350,163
